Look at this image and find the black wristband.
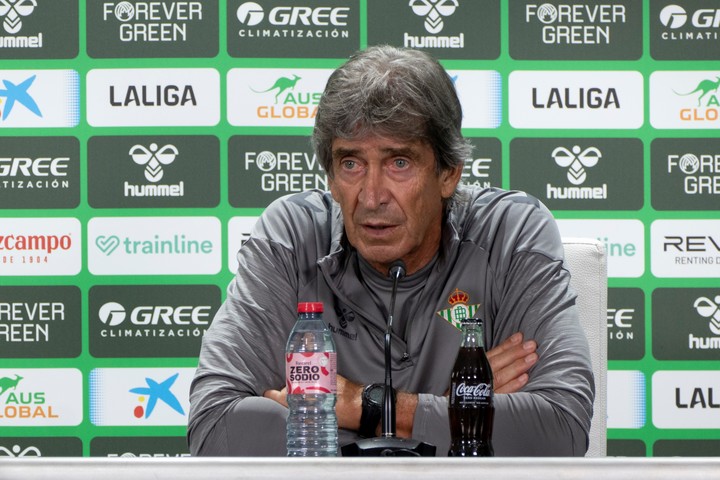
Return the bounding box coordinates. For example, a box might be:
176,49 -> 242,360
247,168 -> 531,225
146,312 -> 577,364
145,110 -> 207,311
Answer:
359,383 -> 384,438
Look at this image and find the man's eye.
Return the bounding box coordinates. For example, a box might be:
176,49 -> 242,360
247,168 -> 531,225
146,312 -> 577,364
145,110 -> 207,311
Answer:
394,159 -> 409,168
341,160 -> 356,170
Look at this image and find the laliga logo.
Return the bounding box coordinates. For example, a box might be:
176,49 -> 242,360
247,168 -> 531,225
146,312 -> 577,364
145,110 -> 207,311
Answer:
694,295 -> 720,335
552,145 -> 601,185
410,0 -> 458,34
0,0 -> 37,34
129,143 -> 178,182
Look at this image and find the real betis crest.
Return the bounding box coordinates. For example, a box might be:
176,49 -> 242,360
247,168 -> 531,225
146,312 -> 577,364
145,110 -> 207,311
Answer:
436,288 -> 481,330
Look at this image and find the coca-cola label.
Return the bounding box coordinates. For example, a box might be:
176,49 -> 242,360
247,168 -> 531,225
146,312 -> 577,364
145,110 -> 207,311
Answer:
285,352 -> 337,395
451,382 -> 493,407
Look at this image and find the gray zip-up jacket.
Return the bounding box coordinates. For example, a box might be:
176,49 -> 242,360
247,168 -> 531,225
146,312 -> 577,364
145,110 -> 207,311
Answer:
188,185 -> 594,456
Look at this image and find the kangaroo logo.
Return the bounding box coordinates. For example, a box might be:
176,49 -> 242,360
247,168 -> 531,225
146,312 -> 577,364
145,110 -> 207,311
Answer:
673,76 -> 720,107
694,295 -> 720,336
0,0 -> 37,34
552,146 -> 601,185
129,143 -> 178,183
251,75 -> 301,103
0,374 -> 23,397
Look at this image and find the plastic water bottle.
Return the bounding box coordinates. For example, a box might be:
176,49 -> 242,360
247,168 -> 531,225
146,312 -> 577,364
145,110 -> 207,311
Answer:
285,302 -> 338,456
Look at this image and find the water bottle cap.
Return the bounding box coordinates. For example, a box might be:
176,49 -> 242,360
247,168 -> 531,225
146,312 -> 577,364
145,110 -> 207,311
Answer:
297,302 -> 323,313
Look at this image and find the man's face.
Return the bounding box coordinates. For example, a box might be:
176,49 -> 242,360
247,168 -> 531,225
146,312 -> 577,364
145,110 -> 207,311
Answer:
329,134 -> 462,275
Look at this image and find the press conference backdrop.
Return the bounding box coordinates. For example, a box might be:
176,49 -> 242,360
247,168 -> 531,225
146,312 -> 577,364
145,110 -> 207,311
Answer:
0,0 -> 719,458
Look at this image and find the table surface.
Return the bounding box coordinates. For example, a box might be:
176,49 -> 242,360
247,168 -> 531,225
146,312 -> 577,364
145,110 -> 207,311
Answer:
1,457 -> 720,480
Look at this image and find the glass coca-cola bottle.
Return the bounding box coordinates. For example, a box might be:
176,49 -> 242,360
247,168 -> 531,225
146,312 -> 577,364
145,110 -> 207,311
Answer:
448,317 -> 494,456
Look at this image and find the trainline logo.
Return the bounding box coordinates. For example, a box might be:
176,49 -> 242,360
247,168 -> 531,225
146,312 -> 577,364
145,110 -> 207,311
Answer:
556,219 -> 644,278
88,217 -> 221,275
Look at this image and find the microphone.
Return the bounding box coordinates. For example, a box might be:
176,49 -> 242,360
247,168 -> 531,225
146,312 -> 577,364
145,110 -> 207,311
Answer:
341,260 -> 436,457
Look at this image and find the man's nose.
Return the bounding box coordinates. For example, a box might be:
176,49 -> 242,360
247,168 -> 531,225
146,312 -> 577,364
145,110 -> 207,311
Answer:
358,166 -> 391,209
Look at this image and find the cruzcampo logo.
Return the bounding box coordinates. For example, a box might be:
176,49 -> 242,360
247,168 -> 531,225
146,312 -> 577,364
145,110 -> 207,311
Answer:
436,288 -> 480,329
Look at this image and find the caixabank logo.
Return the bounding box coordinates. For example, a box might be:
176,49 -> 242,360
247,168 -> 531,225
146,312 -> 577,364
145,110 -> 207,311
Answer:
89,368 -> 193,426
607,370 -> 645,429
86,68 -> 220,127
448,70 -> 502,129
509,1 -> 642,60
87,216 -> 221,275
653,370 -> 720,429
0,217 -> 81,276
227,68 -> 329,127
651,1 -> 720,60
509,138 -> 643,210
229,0 -> 359,58
556,219 -> 644,278
509,70 -> 643,129
651,219 -> 720,278
0,136 -> 79,209
0,0 -> 78,59
650,71 -> 720,129
89,284 -> 220,358
228,135 -> 327,208
90,436 -> 190,457
0,70 -> 79,128
367,0 -> 499,60
87,0 -> 218,58
0,286 -> 81,359
0,437 -> 82,457
651,138 -> 720,210
0,368 -> 82,426
607,288 -> 645,361
652,288 -> 720,361
88,135 -> 220,208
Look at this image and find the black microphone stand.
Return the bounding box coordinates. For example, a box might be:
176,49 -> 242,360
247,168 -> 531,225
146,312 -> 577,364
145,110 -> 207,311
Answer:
341,261 -> 436,457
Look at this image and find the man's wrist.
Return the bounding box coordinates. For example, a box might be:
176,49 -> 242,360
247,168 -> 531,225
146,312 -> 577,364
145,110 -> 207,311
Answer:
359,383 -> 388,438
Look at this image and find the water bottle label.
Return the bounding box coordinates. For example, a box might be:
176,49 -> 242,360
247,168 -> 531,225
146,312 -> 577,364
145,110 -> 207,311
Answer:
286,352 -> 337,394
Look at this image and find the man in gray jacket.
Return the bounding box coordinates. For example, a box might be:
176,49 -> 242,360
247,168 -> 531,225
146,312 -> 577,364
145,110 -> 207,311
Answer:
188,45 -> 594,456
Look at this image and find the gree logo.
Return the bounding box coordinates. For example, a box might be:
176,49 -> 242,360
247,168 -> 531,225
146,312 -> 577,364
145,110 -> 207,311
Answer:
0,0 -> 37,34
410,0 -> 458,34
129,143 -> 178,182
552,145 -> 601,185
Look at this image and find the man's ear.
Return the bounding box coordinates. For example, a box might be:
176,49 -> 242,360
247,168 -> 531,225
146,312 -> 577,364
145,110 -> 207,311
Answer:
440,163 -> 463,198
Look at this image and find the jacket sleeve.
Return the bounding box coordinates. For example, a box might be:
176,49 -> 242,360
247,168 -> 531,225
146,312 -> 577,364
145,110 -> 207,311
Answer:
414,203 -> 594,456
187,199 -> 305,455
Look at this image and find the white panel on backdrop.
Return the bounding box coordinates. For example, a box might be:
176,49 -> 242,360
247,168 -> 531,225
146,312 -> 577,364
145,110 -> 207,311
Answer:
651,219 -> 720,278
607,370 -> 645,429
653,370 -> 720,429
0,70 -> 79,127
0,368 -> 82,426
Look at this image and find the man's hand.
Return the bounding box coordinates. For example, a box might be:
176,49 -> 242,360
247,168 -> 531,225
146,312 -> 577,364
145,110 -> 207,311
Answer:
486,332 -> 538,394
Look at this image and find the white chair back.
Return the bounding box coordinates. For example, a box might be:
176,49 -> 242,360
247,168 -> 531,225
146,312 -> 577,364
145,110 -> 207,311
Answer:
562,237 -> 608,457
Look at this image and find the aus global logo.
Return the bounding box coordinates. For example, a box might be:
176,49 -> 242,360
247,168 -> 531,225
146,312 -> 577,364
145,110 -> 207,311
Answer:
251,73 -> 320,119
227,68 -> 330,127
0,369 -> 82,426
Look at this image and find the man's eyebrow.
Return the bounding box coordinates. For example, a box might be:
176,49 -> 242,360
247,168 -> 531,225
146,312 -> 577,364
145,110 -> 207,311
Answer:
332,145 -> 419,160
